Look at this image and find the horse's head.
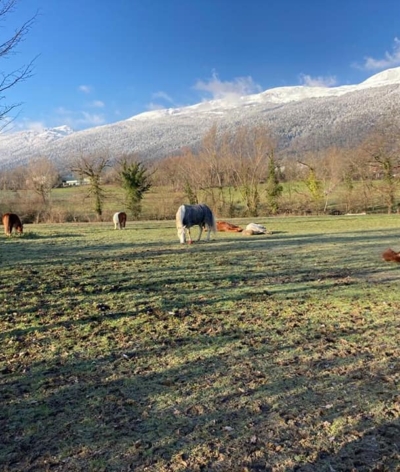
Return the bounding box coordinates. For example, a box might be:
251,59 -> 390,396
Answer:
17,223 -> 23,234
177,225 -> 186,244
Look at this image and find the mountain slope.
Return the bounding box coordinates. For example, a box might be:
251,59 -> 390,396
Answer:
1,68 -> 400,170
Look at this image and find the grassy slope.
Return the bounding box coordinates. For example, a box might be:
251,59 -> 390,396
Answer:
1,215 -> 399,471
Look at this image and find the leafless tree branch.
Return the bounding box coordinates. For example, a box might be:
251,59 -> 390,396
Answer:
0,0 -> 37,121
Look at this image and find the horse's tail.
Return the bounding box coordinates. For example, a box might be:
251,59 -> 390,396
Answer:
209,208 -> 217,234
176,205 -> 185,229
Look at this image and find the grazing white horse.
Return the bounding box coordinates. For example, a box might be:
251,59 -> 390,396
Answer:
176,203 -> 216,244
113,212 -> 127,229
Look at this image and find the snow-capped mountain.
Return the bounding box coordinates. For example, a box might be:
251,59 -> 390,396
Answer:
1,67 -> 400,170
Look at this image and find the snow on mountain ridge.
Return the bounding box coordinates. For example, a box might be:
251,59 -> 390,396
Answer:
360,67 -> 400,86
36,125 -> 74,140
1,67 -> 400,170
129,67 -> 400,121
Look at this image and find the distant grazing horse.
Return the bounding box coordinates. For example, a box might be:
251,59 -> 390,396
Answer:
2,213 -> 23,236
176,203 -> 216,244
113,212 -> 127,229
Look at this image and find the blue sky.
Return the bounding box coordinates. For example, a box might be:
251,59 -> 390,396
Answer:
3,0 -> 400,132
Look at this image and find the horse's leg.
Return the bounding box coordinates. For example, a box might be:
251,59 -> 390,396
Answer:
206,224 -> 211,241
187,227 -> 193,243
197,224 -> 203,241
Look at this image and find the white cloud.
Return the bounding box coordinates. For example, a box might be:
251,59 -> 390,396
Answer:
299,74 -> 337,87
359,38 -> 400,70
152,91 -> 174,103
55,107 -> 105,128
55,106 -> 72,115
2,118 -> 47,133
24,121 -> 47,132
90,100 -> 105,108
145,102 -> 166,111
78,85 -> 92,94
79,112 -> 105,126
146,91 -> 175,110
194,72 -> 262,100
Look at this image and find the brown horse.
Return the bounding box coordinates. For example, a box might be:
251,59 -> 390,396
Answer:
2,213 -> 23,236
382,248 -> 400,263
113,212 -> 127,229
216,220 -> 243,232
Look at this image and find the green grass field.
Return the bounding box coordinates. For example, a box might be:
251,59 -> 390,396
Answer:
1,215 -> 399,471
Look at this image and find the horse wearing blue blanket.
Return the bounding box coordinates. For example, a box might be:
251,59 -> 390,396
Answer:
176,203 -> 216,244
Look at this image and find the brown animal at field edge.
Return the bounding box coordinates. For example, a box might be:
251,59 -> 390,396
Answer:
382,248 -> 400,263
2,213 -> 23,236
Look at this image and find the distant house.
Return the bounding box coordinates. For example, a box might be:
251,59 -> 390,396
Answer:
61,175 -> 90,187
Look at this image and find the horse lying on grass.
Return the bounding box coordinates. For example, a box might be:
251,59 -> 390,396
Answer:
216,221 -> 243,232
2,213 -> 23,236
113,212 -> 127,230
176,203 -> 216,244
382,248 -> 400,263
243,223 -> 268,235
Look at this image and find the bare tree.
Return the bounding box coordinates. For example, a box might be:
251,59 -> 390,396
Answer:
343,145 -> 375,212
0,0 -> 37,124
173,147 -> 205,204
26,157 -> 60,203
297,156 -> 324,212
152,155 -> 182,190
197,124 -> 232,210
71,153 -> 111,218
360,116 -> 400,213
230,126 -> 271,216
0,164 -> 26,190
316,147 -> 346,213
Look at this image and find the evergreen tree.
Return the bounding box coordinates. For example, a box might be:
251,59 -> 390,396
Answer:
120,160 -> 152,219
265,155 -> 283,214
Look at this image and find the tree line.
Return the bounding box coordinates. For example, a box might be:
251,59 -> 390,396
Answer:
0,153 -> 153,221
1,118 -> 400,221
154,119 -> 400,216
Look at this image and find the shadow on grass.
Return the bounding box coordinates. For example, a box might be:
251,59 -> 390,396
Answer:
1,314 -> 399,471
3,226 -> 400,266
1,221 -> 400,470
294,418 -> 400,472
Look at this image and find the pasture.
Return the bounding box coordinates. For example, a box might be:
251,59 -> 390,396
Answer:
1,215 -> 399,472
